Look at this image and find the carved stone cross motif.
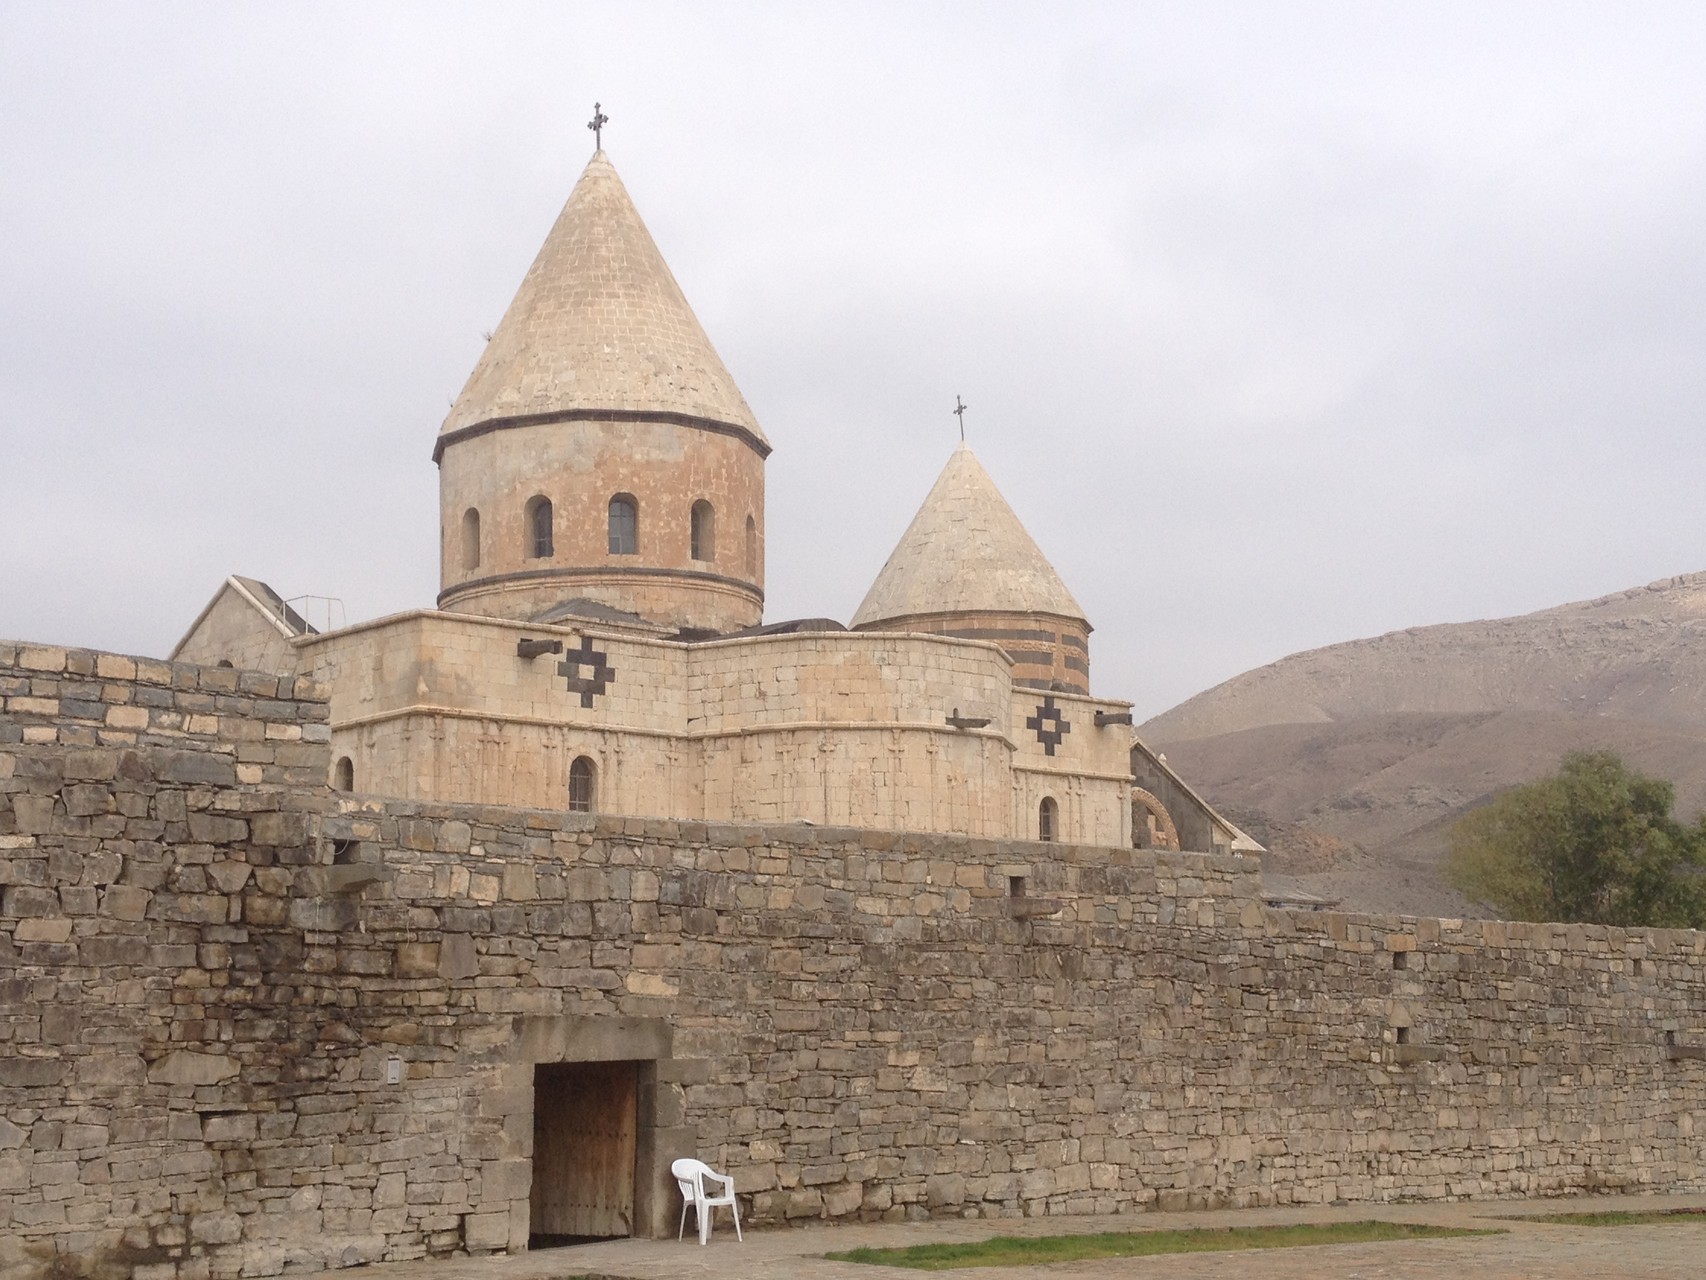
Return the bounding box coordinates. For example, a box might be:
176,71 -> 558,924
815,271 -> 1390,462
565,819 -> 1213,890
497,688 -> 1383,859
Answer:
1026,696 -> 1071,756
557,635 -> 615,708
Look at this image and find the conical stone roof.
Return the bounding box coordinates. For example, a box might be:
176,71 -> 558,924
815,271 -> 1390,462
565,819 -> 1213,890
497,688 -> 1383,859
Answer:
437,150 -> 766,452
852,444 -> 1087,628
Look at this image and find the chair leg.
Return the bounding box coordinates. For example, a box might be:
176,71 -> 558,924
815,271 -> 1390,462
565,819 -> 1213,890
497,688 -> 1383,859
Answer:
731,1197 -> 743,1242
678,1199 -> 688,1240
699,1198 -> 710,1245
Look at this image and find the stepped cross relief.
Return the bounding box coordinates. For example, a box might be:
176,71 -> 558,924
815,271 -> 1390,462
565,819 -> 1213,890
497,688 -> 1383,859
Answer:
557,635 -> 615,708
1026,696 -> 1071,756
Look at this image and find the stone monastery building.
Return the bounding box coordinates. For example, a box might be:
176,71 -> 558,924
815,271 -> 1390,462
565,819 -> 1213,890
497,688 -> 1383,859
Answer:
6,141 -> 1706,1278
170,146 -> 1248,860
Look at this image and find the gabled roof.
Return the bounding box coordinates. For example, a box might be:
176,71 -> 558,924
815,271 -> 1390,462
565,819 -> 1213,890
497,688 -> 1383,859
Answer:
170,576 -> 315,660
851,444 -> 1087,628
437,150 -> 766,453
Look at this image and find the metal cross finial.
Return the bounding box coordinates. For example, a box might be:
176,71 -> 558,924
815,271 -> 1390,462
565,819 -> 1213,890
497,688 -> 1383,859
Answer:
954,395 -> 968,441
587,102 -> 609,150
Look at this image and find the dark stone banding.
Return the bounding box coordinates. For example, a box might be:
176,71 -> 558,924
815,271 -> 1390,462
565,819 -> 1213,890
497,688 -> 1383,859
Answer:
433,408 -> 771,464
439,564 -> 763,610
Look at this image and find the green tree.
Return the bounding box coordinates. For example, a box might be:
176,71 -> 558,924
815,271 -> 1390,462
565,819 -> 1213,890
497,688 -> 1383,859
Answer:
1446,750 -> 1706,927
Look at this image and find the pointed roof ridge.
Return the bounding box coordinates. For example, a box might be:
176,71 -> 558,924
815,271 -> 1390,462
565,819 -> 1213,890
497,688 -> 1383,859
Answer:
851,444 -> 1088,628
438,149 -> 766,449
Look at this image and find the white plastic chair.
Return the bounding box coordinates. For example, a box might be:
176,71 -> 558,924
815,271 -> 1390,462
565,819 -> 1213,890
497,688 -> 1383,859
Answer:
672,1157 -> 742,1245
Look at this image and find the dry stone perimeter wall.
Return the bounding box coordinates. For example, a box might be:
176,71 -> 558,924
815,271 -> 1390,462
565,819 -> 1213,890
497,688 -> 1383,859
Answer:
3,643 -> 1705,1279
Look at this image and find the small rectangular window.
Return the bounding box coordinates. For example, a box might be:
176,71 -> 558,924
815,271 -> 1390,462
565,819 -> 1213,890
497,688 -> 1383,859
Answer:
1008,875 -> 1026,899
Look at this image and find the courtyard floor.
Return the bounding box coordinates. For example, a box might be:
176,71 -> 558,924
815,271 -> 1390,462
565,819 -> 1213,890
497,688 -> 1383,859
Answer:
368,1192 -> 1706,1279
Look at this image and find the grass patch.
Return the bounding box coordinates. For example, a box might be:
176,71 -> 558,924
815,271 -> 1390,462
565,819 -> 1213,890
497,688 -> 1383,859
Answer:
1511,1208 -> 1706,1227
824,1220 -> 1496,1270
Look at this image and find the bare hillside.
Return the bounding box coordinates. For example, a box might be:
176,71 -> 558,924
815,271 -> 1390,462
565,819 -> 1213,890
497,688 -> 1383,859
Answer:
1145,572 -> 1706,743
1143,572 -> 1706,916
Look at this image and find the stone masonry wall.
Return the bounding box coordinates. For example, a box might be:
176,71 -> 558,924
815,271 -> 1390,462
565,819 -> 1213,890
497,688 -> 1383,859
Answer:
4,643 -> 1706,1280
0,643 -> 329,1280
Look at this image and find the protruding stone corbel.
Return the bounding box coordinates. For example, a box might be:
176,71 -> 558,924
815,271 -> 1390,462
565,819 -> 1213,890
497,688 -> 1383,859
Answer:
1007,896 -> 1063,919
517,638 -> 564,660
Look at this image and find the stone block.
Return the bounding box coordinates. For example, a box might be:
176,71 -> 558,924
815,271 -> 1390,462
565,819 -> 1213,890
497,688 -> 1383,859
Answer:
480,1159 -> 532,1201
190,1211 -> 243,1244
462,1211 -> 510,1250
203,1114 -> 258,1143
14,917 -> 72,943
11,794 -> 55,834
0,1057 -> 66,1087
104,705 -> 150,731
784,1188 -> 824,1218
148,1050 -> 239,1086
438,933 -> 479,979
822,1181 -> 864,1217
207,860 -> 253,893
925,1172 -> 965,1206
396,942 -> 440,977
157,751 -> 238,787
251,811 -> 308,847
188,813 -> 249,844
102,884 -> 152,921
502,864 -> 538,901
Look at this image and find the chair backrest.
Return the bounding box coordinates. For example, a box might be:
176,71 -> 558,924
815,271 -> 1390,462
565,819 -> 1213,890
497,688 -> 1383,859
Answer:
672,1157 -> 712,1196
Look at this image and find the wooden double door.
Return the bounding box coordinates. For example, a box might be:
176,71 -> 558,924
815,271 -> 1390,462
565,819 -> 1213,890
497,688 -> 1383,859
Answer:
531,1060 -> 639,1241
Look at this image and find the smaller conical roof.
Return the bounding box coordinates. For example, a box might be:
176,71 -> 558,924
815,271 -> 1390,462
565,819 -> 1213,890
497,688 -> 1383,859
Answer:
439,150 -> 765,447
852,444 -> 1087,628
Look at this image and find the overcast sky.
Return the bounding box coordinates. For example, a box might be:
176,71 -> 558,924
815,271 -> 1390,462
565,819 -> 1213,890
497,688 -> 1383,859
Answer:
4,3 -> 1705,719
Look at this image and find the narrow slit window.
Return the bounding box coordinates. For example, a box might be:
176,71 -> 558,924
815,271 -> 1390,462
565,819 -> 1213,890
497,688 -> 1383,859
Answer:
745,514 -> 758,577
568,755 -> 596,813
461,508 -> 481,571
690,500 -> 715,562
526,496 -> 554,559
608,495 -> 638,555
1038,796 -> 1057,843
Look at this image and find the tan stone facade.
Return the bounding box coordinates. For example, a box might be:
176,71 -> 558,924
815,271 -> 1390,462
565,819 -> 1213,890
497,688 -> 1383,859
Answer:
3,644 -> 1704,1277
436,416 -> 765,633
853,608 -> 1092,694
167,147 -> 1165,852
300,612 -> 1132,846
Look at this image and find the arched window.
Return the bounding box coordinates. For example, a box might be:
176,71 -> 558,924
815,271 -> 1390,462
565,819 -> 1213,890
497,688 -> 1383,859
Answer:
525,496 -> 553,559
608,494 -> 638,555
744,515 -> 758,577
1038,796 -> 1058,842
568,756 -> 596,813
461,508 -> 481,571
333,757 -> 354,792
690,500 -> 715,562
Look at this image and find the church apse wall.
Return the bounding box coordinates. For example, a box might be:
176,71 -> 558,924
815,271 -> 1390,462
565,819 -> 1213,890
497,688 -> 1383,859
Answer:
303,617 -> 1132,843
4,643 -> 1705,1279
